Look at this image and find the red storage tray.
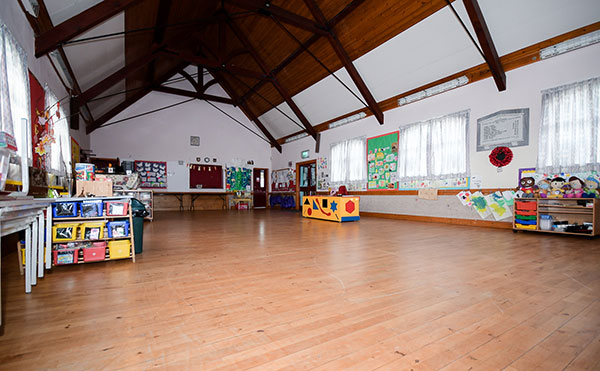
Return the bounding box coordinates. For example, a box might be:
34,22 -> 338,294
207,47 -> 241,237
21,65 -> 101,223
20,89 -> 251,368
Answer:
83,242 -> 107,262
105,201 -> 129,216
515,201 -> 537,211
53,249 -> 79,265
515,209 -> 537,216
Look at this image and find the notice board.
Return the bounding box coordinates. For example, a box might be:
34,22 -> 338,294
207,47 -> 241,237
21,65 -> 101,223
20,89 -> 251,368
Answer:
135,160 -> 167,188
367,131 -> 399,190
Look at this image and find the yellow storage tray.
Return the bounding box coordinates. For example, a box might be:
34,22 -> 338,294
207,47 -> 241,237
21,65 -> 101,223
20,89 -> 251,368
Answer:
108,240 -> 131,259
81,222 -> 106,240
52,223 -> 80,242
515,223 -> 537,230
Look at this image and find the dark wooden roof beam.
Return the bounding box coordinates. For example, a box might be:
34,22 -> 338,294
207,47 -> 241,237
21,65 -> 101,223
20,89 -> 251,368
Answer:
462,0 -> 506,91
35,0 -> 143,57
303,0 -> 384,124
162,49 -> 265,80
154,86 -> 234,105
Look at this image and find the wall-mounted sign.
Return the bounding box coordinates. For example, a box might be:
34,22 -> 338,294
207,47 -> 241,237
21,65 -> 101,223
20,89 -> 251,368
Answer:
477,108 -> 529,151
190,136 -> 200,146
301,150 -> 310,159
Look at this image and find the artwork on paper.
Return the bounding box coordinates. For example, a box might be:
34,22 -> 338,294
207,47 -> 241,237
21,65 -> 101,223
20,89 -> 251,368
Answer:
470,191 -> 491,219
135,160 -> 167,188
502,190 -> 516,206
367,131 -> 399,190
477,108 -> 529,151
418,188 -> 438,200
485,192 -> 513,221
271,168 -> 296,192
399,176 -> 470,190
226,167 -> 252,191
456,190 -> 473,206
317,157 -> 330,191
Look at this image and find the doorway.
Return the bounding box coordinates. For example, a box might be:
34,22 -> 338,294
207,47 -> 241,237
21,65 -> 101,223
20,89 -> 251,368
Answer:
296,160 -> 316,210
253,168 -> 268,208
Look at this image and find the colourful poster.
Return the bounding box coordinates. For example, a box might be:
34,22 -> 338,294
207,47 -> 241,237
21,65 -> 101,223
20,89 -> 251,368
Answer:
367,131 -> 399,190
226,167 -> 252,191
135,160 -> 167,188
317,157 -> 329,191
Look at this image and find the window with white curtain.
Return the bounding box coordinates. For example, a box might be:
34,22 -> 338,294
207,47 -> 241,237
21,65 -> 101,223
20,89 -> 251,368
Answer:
45,87 -> 71,176
398,110 -> 469,180
0,22 -> 31,162
537,77 -> 600,173
330,136 -> 367,190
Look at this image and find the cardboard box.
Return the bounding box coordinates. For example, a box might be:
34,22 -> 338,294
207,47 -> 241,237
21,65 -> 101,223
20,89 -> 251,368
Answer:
76,180 -> 113,197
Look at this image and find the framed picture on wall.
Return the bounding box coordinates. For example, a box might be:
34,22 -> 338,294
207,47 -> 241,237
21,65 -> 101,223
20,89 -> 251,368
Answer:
476,108 -> 529,151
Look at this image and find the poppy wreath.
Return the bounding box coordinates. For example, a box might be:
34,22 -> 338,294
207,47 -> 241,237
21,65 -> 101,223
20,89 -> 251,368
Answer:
489,146 -> 513,167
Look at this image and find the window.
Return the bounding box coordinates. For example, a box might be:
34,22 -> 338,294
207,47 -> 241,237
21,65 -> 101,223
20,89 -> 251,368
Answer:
330,136 -> 367,189
0,22 -> 31,162
398,110 -> 469,180
537,77 -> 600,173
45,87 -> 71,176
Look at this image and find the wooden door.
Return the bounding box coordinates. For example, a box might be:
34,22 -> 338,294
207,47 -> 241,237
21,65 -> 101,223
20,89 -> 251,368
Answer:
253,168 -> 268,208
296,160 -> 317,209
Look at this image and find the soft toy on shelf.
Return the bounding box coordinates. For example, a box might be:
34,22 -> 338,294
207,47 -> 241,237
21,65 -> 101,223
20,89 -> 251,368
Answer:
583,176 -> 599,198
536,178 -> 551,198
548,176 -> 568,198
517,177 -> 536,198
565,176 -> 585,198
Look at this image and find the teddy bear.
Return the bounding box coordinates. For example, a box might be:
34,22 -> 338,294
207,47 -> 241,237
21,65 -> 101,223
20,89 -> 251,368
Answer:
536,178 -> 551,198
548,176 -> 568,198
565,176 -> 585,198
582,176 -> 599,198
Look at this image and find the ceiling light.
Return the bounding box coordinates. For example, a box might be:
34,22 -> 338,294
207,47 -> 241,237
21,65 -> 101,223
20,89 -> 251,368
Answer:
540,30 -> 600,59
284,132 -> 308,143
398,76 -> 469,106
328,112 -> 367,129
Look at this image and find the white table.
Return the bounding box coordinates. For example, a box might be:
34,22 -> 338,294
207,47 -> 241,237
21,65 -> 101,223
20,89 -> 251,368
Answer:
0,198 -> 53,326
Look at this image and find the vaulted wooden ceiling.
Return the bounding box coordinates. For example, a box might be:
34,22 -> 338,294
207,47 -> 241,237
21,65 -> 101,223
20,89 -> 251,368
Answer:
24,0 -> 600,152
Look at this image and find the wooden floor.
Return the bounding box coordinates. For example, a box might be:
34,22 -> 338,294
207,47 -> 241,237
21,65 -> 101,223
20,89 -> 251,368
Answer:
1,210 -> 599,370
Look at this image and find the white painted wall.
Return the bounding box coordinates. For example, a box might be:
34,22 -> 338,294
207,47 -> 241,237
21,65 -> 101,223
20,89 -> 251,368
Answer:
89,88 -> 272,192
272,43 -> 600,221
0,1 -> 89,150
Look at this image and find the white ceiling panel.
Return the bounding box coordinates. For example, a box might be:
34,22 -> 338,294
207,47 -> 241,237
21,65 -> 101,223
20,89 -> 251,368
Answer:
45,0 -> 103,25
478,0 -> 600,56
258,102 -> 304,139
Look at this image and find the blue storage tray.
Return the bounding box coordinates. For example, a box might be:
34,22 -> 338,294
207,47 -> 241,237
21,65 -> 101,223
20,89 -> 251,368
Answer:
515,218 -> 537,225
81,200 -> 104,217
52,202 -> 79,218
106,220 -> 130,238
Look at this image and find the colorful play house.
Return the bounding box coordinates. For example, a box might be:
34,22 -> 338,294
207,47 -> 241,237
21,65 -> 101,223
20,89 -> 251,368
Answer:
302,196 -> 360,222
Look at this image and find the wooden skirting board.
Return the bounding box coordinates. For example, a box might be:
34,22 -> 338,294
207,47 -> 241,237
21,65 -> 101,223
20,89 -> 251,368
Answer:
361,211 -> 512,230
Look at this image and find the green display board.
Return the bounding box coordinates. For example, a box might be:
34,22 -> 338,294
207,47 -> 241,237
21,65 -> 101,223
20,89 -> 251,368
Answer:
367,131 -> 399,190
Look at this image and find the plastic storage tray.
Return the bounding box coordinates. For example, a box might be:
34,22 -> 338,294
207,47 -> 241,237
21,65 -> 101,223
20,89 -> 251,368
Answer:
80,200 -> 103,217
52,202 -> 79,218
105,201 -> 129,216
81,222 -> 105,240
108,240 -> 131,259
106,221 -> 130,238
53,223 -> 80,242
515,201 -> 537,211
53,248 -> 79,265
83,241 -> 107,262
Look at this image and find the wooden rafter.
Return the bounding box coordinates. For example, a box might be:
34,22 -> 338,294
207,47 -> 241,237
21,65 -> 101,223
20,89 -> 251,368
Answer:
461,0 -> 506,91
239,0 -> 366,106
154,86 -> 234,105
146,0 -> 172,82
35,0 -> 143,57
86,62 -> 188,134
76,46 -> 164,107
162,49 -> 265,80
200,79 -> 219,94
224,0 -> 328,36
226,17 -> 317,139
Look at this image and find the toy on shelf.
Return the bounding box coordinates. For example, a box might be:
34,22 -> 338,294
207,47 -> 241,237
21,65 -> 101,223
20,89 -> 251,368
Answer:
583,176 -> 599,198
548,177 -> 568,198
516,177 -> 536,198
536,178 -> 550,198
566,176 -> 585,198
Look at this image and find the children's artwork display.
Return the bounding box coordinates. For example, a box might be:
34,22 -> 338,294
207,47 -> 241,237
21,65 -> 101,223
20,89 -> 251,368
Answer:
485,192 -> 513,220
271,168 -> 295,192
399,177 -> 470,190
135,160 -> 167,188
470,191 -> 491,219
226,167 -> 252,191
317,157 -> 330,191
367,131 -> 399,190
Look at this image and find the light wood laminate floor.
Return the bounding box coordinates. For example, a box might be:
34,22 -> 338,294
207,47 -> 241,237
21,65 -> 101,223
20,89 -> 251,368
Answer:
1,210 -> 599,370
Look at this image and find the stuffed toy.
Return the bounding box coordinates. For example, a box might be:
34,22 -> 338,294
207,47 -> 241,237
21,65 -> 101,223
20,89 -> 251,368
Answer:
517,177 -> 536,198
536,178 -> 551,198
583,176 -> 599,198
548,177 -> 568,198
565,176 -> 585,198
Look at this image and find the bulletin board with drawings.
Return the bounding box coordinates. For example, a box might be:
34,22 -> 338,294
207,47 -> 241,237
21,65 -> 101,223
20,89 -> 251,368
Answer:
367,131 -> 399,190
317,157 -> 330,192
135,160 -> 168,188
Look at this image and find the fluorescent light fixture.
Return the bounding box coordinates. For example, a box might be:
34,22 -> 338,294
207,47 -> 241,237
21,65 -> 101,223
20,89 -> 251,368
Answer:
284,132 -> 309,143
540,30 -> 600,59
398,76 -> 469,106
328,112 -> 367,129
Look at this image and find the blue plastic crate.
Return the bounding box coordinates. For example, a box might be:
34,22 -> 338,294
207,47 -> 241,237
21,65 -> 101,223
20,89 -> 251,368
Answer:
80,200 -> 103,217
106,220 -> 130,238
52,202 -> 79,218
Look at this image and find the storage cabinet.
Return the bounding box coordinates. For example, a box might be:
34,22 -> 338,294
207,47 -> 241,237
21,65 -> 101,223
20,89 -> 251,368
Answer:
50,197 -> 136,265
513,198 -> 599,236
114,189 -> 153,221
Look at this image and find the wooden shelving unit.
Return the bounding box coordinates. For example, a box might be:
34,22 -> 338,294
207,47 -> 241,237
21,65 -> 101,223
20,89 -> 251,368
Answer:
513,198 -> 598,236
114,189 -> 153,221
51,197 -> 136,265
